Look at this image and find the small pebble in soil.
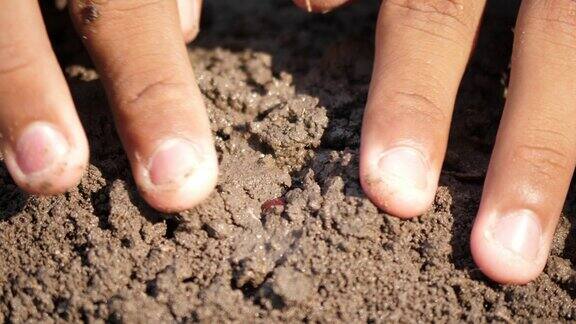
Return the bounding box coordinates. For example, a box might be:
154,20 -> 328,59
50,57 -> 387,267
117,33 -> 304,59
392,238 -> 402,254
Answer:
261,197 -> 286,213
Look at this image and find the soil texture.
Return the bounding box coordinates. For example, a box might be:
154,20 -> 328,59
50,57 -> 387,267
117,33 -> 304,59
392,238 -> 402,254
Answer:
2,0 -> 576,322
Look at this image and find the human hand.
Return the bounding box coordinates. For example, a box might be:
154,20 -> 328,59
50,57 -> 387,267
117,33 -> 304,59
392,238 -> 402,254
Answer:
0,0 -> 218,212
294,0 -> 576,284
5,0 -> 572,285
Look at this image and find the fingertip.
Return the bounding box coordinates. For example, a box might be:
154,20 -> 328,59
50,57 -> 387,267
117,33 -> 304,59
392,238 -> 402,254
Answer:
134,138 -> 218,213
3,122 -> 89,195
360,145 -> 437,219
138,162 -> 218,213
471,231 -> 544,285
183,27 -> 200,44
361,176 -> 435,219
470,209 -> 548,284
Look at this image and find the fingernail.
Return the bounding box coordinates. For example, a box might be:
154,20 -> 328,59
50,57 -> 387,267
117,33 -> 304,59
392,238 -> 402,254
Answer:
491,210 -> 542,261
148,139 -> 199,186
377,146 -> 429,192
177,0 -> 200,40
15,122 -> 68,175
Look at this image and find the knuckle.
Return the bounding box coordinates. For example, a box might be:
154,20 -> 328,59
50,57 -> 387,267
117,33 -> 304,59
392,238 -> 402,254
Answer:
526,1 -> 576,32
384,0 -> 473,39
117,67 -> 190,110
512,143 -> 571,181
0,40 -> 39,76
521,1 -> 576,52
388,90 -> 448,124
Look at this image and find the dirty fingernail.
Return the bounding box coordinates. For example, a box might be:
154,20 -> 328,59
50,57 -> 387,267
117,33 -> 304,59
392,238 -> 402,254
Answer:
148,139 -> 199,186
377,146 -> 429,194
15,122 -> 68,175
491,210 -> 542,262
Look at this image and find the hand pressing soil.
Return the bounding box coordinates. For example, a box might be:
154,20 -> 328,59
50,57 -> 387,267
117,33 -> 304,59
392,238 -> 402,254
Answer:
1,1 -> 576,322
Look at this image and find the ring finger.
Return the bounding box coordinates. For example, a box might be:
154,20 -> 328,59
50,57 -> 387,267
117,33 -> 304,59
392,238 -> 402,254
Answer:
471,0 -> 576,284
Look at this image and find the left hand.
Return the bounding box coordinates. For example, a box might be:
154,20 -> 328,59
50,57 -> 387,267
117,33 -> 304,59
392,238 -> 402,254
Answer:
294,0 -> 576,284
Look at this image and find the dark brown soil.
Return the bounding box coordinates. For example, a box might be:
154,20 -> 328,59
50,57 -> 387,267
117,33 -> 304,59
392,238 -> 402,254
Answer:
2,0 -> 576,322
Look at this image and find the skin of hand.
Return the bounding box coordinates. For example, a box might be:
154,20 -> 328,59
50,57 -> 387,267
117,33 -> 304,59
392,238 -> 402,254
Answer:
0,0 -> 216,213
293,0 -> 576,284
2,0 -> 574,285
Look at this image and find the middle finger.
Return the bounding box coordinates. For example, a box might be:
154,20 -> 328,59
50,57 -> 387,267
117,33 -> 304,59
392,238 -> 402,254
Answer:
68,0 -> 218,212
471,0 -> 576,284
360,0 -> 486,218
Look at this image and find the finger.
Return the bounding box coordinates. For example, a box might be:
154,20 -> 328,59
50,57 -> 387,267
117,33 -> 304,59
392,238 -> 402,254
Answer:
292,0 -> 352,13
359,0 -> 485,218
69,0 -> 218,212
471,0 -> 576,284
177,0 -> 202,43
0,0 -> 88,194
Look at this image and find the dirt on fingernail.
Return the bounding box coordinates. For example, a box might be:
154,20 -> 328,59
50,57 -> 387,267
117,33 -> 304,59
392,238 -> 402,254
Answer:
80,4 -> 100,25
1,1 -> 575,323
